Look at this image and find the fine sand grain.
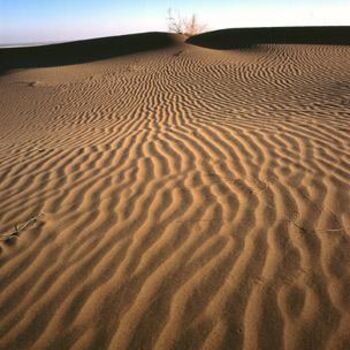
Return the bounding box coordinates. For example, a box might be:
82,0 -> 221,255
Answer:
0,30 -> 350,350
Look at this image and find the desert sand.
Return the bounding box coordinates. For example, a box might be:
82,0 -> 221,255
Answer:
0,28 -> 350,350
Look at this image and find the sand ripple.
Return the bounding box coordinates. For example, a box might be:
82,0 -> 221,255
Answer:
0,39 -> 350,349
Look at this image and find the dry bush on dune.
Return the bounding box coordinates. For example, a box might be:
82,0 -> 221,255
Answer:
167,8 -> 207,37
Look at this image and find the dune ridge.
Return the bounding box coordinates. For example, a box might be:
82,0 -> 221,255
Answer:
188,26 -> 350,48
0,31 -> 350,349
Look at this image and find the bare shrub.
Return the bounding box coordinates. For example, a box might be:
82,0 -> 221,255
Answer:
167,8 -> 183,34
183,14 -> 207,36
167,8 -> 206,37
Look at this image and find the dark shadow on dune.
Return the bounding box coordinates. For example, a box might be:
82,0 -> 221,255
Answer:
0,32 -> 182,75
187,26 -> 350,49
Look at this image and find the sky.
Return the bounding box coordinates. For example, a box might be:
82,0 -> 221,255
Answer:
1,0 -> 350,44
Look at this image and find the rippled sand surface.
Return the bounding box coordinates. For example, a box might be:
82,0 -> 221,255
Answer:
0,32 -> 350,350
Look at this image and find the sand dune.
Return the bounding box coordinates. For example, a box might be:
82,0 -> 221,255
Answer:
0,29 -> 350,350
0,32 -> 184,74
188,26 -> 350,48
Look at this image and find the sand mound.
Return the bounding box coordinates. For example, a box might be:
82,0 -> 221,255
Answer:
0,32 -> 185,73
188,26 -> 350,49
0,31 -> 350,350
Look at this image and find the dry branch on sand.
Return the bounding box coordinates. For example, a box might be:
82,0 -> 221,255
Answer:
0,213 -> 44,242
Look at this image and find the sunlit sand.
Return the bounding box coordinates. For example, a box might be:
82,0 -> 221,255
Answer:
1,28 -> 350,350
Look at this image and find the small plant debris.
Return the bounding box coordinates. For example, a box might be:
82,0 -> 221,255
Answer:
0,213 -> 44,243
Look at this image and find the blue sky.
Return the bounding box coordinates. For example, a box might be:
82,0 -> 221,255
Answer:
1,0 -> 349,44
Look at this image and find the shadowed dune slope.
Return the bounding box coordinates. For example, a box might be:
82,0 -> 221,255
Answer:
0,32 -> 185,73
188,26 -> 350,49
0,30 -> 350,350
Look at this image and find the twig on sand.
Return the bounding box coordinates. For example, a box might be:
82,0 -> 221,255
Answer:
0,213 -> 44,242
290,220 -> 349,234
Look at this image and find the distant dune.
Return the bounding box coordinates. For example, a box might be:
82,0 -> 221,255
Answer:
188,26 -> 350,48
0,32 -> 184,73
0,28 -> 350,350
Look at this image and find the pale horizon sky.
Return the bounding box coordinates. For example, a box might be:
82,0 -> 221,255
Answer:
1,0 -> 350,44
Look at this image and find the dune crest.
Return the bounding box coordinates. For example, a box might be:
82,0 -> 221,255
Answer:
0,31 -> 350,349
